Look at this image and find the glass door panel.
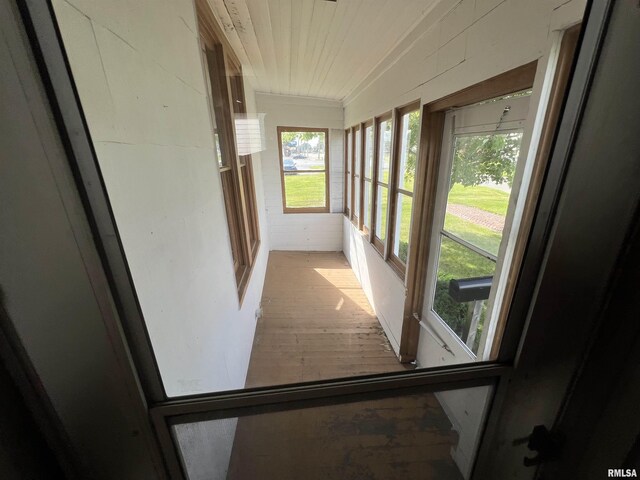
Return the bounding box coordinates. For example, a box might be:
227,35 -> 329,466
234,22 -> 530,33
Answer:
170,384 -> 494,480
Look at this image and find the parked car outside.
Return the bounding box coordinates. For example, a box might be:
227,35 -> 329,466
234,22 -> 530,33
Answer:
283,158 -> 297,171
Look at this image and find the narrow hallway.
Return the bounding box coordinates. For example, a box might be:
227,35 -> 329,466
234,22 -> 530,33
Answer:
245,251 -> 406,388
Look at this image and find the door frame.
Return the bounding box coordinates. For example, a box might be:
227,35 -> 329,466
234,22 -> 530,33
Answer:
15,0 -> 619,478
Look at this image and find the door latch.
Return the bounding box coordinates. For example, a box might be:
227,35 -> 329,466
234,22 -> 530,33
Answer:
513,425 -> 564,467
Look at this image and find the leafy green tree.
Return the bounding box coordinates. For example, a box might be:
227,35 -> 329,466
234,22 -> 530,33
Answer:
451,132 -> 522,189
281,131 -> 317,145
403,111 -> 421,184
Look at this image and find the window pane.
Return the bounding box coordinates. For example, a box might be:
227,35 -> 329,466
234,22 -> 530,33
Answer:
241,165 -> 258,247
281,131 -> 326,171
364,125 -> 373,179
353,176 -> 360,217
375,185 -> 388,242
432,235 -> 496,354
397,110 -> 420,192
214,132 -> 223,168
346,132 -> 352,212
354,128 -> 361,175
346,175 -> 351,214
284,172 -> 326,208
220,171 -> 246,277
363,180 -> 372,229
377,119 -> 392,184
172,385 -> 493,480
393,193 -> 413,263
443,132 -> 523,257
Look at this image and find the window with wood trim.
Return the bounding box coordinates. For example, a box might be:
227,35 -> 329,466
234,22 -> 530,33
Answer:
351,125 -> 361,226
372,113 -> 393,253
202,36 -> 259,302
344,129 -> 351,217
228,58 -> 260,258
362,121 -> 374,234
389,103 -> 421,274
277,127 -> 330,213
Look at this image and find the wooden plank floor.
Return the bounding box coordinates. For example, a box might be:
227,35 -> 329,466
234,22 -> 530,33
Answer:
245,251 -> 406,388
225,252 -> 463,480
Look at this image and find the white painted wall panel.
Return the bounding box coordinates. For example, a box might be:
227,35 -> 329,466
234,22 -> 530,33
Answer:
257,93 -> 344,251
52,0 -> 269,397
342,217 -> 405,354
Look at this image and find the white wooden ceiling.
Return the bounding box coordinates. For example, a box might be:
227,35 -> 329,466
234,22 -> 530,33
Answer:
206,0 -> 437,100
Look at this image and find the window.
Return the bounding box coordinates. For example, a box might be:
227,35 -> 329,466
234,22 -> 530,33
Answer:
228,58 -> 259,257
278,128 -> 330,213
362,121 -> 374,234
351,126 -> 362,226
389,104 -> 421,274
344,129 -> 351,217
373,113 -> 392,253
425,93 -> 530,357
203,41 -> 259,301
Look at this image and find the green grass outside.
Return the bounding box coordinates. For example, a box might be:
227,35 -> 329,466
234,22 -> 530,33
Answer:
447,184 -> 510,216
444,214 -> 502,256
284,173 -> 325,208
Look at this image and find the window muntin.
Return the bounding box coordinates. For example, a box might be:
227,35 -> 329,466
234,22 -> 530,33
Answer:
278,128 -> 329,213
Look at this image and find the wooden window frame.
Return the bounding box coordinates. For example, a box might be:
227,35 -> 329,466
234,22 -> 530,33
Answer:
227,56 -> 260,260
343,128 -> 351,217
371,111 -> 393,255
277,126 -> 330,214
198,3 -> 260,304
361,120 -> 374,236
387,101 -> 421,279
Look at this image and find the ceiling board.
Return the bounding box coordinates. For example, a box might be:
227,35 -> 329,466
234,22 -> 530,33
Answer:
208,0 -> 438,100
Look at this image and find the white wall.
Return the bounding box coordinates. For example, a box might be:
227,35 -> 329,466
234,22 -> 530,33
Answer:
0,1 -> 163,476
342,217 -> 405,354
173,418 -> 237,480
257,93 -> 344,251
342,0 -> 586,477
51,0 -> 269,397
